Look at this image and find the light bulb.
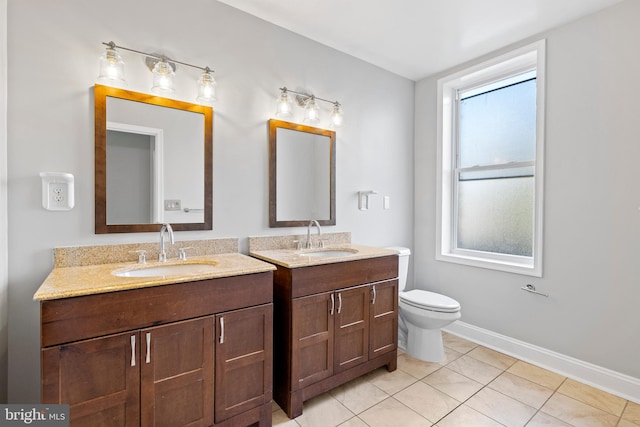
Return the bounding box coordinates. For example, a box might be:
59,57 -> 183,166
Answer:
97,46 -> 126,85
330,102 -> 344,128
275,89 -> 293,118
196,69 -> 217,104
151,59 -> 175,94
303,96 -> 320,125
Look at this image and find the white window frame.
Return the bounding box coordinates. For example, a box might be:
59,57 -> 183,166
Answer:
436,40 -> 545,277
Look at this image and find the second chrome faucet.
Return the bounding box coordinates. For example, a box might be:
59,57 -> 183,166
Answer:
158,223 -> 174,262
306,220 -> 322,249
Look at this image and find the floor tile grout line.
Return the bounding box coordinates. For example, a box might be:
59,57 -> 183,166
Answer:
521,383 -> 562,426
428,361 -> 512,427
555,378 -> 629,419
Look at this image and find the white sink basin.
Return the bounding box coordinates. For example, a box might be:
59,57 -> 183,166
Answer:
300,249 -> 358,258
113,262 -> 218,278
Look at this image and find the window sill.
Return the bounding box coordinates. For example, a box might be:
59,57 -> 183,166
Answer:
436,251 -> 542,277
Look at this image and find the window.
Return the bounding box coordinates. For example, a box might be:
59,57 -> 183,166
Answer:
436,41 -> 545,276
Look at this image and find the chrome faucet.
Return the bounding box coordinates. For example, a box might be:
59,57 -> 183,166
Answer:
306,220 -> 322,249
158,223 -> 174,262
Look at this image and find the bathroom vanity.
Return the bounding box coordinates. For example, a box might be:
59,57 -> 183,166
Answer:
250,243 -> 399,418
34,246 -> 276,427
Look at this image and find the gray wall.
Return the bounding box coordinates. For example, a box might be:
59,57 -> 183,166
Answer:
5,0 -> 414,401
415,0 -> 639,379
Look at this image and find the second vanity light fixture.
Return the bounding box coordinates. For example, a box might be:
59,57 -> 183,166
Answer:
97,41 -> 217,105
275,87 -> 344,128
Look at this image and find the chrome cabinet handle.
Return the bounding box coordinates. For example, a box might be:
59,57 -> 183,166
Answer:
372,285 -> 377,305
330,294 -> 335,315
145,333 -> 151,364
219,317 -> 225,344
337,293 -> 342,314
130,335 -> 136,367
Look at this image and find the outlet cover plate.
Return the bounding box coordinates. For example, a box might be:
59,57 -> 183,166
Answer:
40,172 -> 74,210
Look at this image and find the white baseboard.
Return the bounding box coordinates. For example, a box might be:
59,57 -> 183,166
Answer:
443,321 -> 640,404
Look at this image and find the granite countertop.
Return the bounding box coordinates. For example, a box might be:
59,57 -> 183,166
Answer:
34,253 -> 276,301
249,244 -> 398,269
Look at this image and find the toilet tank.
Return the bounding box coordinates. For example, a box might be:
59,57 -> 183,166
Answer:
385,247 -> 411,292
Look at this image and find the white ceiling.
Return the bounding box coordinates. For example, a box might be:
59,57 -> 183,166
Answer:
218,0 -> 624,80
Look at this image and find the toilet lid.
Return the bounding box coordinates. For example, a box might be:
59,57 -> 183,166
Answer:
400,290 -> 460,313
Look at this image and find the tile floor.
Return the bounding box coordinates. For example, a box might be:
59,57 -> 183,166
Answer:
272,332 -> 640,427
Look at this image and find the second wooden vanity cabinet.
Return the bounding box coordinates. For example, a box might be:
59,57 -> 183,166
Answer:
40,272 -> 273,427
272,255 -> 398,418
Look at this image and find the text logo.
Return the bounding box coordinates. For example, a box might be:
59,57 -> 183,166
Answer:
1,405 -> 69,426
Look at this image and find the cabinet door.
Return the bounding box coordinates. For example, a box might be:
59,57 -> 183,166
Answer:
42,332 -> 140,427
140,317 -> 214,427
215,304 -> 273,423
334,285 -> 370,373
369,280 -> 398,359
291,293 -> 334,389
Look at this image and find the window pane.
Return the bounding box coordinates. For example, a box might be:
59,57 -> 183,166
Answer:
459,78 -> 536,168
457,177 -> 533,256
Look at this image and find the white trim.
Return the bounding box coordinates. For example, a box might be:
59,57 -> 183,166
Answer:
444,321 -> 640,404
436,40 -> 546,277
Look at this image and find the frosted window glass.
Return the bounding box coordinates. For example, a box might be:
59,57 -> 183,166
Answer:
457,177 -> 534,257
459,79 -> 536,168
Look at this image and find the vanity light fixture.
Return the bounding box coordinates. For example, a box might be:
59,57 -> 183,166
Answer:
275,88 -> 294,118
303,95 -> 320,125
150,57 -> 176,94
98,44 -> 126,85
98,41 -> 217,105
275,87 -> 344,128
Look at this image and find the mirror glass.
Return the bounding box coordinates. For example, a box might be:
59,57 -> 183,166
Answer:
95,84 -> 213,233
269,119 -> 335,227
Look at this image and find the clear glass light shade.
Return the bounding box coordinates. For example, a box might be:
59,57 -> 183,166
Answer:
151,60 -> 175,94
275,90 -> 293,118
196,70 -> 217,104
330,102 -> 344,128
98,47 -> 126,85
303,96 -> 320,125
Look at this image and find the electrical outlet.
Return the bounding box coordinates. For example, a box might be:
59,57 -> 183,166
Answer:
49,182 -> 69,208
40,172 -> 74,210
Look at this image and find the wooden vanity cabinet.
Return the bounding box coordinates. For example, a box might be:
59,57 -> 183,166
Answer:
273,256 -> 398,418
40,272 -> 273,427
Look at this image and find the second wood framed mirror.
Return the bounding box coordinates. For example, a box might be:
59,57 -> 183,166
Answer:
269,119 -> 336,227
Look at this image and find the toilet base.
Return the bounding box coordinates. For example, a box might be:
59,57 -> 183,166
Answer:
406,326 -> 444,362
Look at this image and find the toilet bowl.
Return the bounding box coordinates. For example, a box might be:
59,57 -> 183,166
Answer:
387,247 -> 461,362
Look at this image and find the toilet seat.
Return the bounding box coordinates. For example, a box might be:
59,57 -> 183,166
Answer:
400,290 -> 460,313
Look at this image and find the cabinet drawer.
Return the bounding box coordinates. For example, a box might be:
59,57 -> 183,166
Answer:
276,256 -> 398,298
41,271 -> 273,347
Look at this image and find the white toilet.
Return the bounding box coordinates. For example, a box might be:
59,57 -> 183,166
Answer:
388,247 -> 461,362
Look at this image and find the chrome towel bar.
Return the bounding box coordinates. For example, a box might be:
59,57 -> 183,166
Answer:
521,284 -> 549,297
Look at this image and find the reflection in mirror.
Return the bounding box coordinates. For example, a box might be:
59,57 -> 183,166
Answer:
269,119 -> 335,227
95,84 -> 213,233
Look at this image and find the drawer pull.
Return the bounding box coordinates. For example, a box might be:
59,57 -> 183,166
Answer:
337,293 -> 342,314
130,335 -> 136,367
219,317 -> 225,344
330,294 -> 335,315
372,285 -> 377,305
145,333 -> 151,364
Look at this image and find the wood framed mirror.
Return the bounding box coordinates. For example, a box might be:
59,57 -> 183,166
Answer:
269,119 -> 336,227
94,84 -> 213,233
